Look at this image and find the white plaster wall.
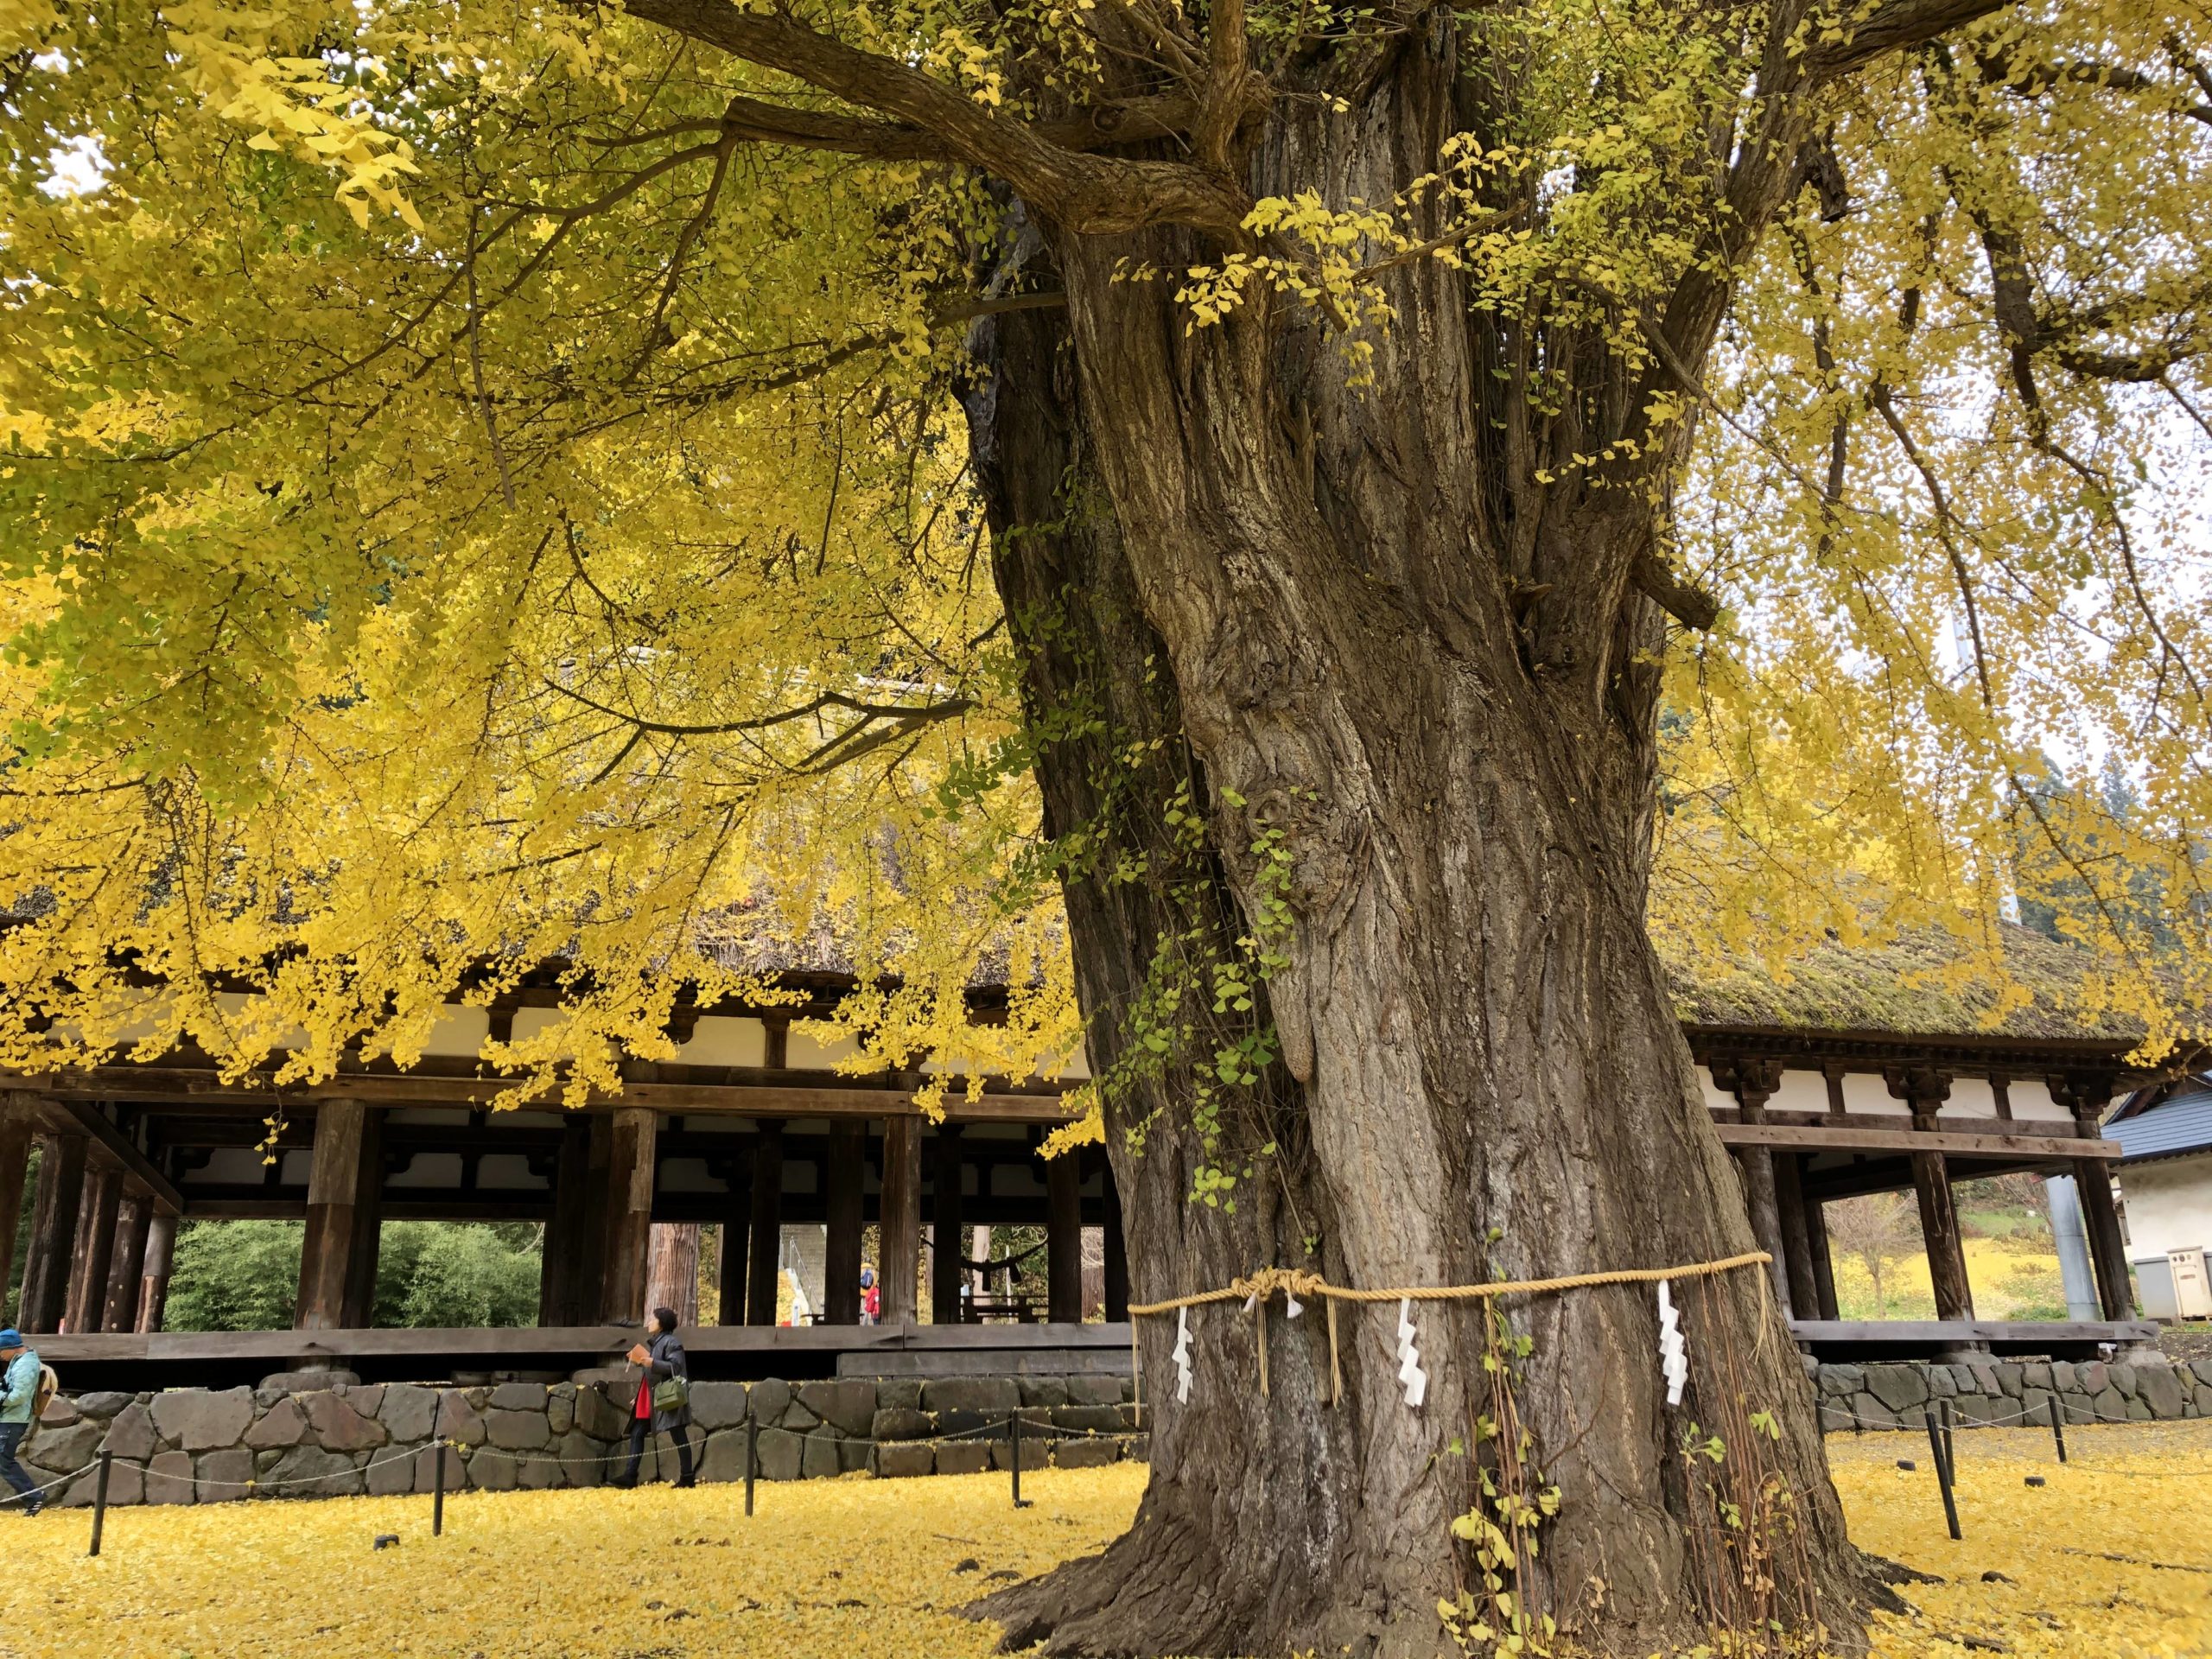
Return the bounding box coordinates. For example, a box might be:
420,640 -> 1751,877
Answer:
387,1152 -> 464,1189
2004,1078 -> 2075,1125
1941,1077 -> 1999,1121
1699,1070 -> 1738,1115
679,1016 -> 767,1068
1769,1071 -> 1830,1115
654,1156 -> 722,1195
473,1153 -> 545,1191
1840,1073 -> 1910,1116
188,1147 -> 269,1185
2118,1155 -> 2212,1259
418,1005 -> 490,1058
788,1027 -> 864,1070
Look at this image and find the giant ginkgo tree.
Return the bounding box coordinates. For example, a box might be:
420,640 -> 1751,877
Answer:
3,0 -> 2209,1652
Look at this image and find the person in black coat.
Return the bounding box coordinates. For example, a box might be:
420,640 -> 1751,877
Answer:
616,1307 -> 696,1488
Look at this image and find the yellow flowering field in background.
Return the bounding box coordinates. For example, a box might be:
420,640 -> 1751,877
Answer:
2,1427 -> 2206,1656
1828,1237 -> 2068,1322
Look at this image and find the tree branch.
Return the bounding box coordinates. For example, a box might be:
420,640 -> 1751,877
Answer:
1808,0 -> 2019,81
611,0 -> 1252,236
1630,552 -> 1720,632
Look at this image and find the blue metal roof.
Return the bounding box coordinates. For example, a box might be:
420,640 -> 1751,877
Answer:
2109,1088 -> 2212,1163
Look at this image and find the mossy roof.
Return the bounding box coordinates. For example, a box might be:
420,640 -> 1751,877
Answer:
1655,918 -> 2155,1045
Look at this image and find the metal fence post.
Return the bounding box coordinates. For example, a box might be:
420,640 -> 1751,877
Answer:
2050,1404 -> 2068,1465
433,1439 -> 447,1537
1010,1411 -> 1031,1510
744,1419 -> 756,1518
87,1452 -> 113,1557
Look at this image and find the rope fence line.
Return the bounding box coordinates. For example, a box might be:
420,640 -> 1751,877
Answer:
1128,1249 -> 1776,1408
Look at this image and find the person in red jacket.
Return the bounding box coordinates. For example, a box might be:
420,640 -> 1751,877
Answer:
860,1265 -> 880,1325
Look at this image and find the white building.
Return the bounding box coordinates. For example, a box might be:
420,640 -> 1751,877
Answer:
2108,1078 -> 2212,1320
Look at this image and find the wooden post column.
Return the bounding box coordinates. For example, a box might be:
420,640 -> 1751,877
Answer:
1718,1058 -> 1793,1316
0,1097 -> 33,1325
1802,1194 -> 1840,1321
66,1160 -> 123,1333
18,1130 -> 87,1332
137,1211 -> 176,1333
340,1108 -> 385,1327
1046,1147 -> 1083,1324
879,1114 -> 921,1326
1102,1160 -> 1130,1323
598,1106 -> 658,1325
1773,1152 -> 1821,1319
745,1119 -> 785,1325
931,1122 -> 966,1325
541,1114 -> 594,1325
104,1192 -> 150,1334
2053,1074 -> 2133,1321
1891,1068 -> 1974,1322
296,1100 -> 369,1330
715,1147 -> 751,1325
823,1121 -> 865,1325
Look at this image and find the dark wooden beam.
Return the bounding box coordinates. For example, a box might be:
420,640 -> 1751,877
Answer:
1713,1122 -> 2118,1160
137,1211 -> 175,1332
823,1120 -> 865,1325
880,1114 -> 921,1325
1802,1192 -> 1840,1321
746,1119 -> 785,1326
1046,1151 -> 1083,1324
51,1098 -> 186,1215
0,1096 -> 34,1322
67,1160 -> 124,1333
931,1122 -> 965,1325
296,1100 -> 368,1331
599,1106 -> 657,1325
104,1192 -> 150,1333
1101,1158 -> 1129,1324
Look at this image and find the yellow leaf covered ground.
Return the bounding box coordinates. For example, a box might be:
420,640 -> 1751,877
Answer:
2,1426 -> 2205,1656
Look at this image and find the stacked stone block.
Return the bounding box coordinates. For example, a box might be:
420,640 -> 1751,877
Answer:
16,1370 -> 1145,1508
1808,1357 -> 2212,1430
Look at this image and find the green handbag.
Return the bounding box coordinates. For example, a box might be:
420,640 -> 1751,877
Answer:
651,1374 -> 690,1414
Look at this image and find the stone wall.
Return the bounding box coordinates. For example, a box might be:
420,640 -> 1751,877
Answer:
1810,1357 -> 2212,1429
15,1373 -> 1144,1509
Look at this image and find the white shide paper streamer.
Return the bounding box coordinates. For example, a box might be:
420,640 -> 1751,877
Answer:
1396,1296 -> 1428,1408
1656,1278 -> 1688,1405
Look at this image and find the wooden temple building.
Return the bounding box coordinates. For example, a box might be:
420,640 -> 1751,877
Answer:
0,926 -> 2187,1387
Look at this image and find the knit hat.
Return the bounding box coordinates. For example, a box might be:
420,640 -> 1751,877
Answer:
0,1329 -> 21,1349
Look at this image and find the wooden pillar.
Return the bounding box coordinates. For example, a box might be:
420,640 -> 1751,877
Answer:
0,1099 -> 33,1325
823,1120 -> 866,1325
1891,1067 -> 1974,1322
599,1106 -> 658,1325
2054,1075 -> 2133,1321
541,1114 -> 594,1325
931,1122 -> 966,1324
340,1108 -> 384,1327
715,1148 -> 750,1325
1046,1149 -> 1083,1324
1102,1160 -> 1130,1322
67,1160 -> 123,1333
18,1131 -> 86,1332
745,1119 -> 785,1325
879,1114 -> 921,1326
1802,1194 -> 1840,1321
104,1192 -> 150,1334
296,1100 -> 368,1330
137,1211 -> 176,1333
1719,1058 -> 1792,1316
1773,1152 -> 1821,1320
577,1112 -> 613,1323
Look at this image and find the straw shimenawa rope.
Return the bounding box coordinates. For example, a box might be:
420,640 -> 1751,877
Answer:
1127,1250 -> 1773,1414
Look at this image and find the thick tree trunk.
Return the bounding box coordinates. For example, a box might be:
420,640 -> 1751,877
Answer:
645,1222 -> 701,1328
962,30 -> 1865,1657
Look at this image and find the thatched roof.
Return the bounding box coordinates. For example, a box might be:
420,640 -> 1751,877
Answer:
1656,918 -> 2155,1045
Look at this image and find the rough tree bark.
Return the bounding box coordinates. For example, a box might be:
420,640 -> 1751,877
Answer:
645,1222 -> 701,1328
957,34 -> 1863,1659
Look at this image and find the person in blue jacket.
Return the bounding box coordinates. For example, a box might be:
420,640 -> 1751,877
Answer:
0,1329 -> 46,1516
